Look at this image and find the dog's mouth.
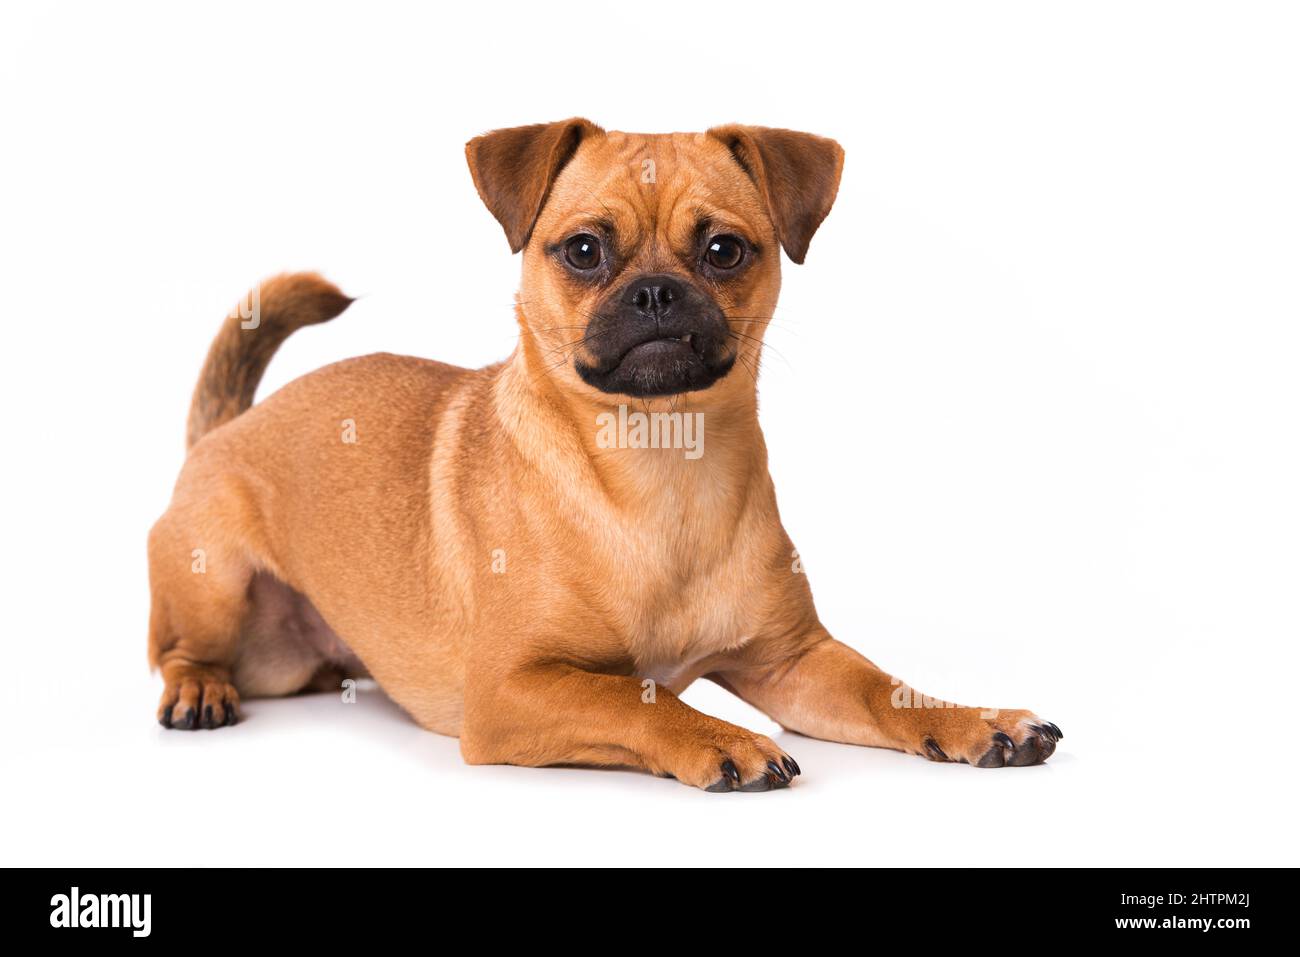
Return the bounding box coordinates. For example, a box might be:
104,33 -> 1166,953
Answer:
623,333 -> 700,362
577,329 -> 735,397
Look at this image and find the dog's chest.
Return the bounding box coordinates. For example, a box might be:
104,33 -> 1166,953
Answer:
542,445 -> 779,686
608,533 -> 761,688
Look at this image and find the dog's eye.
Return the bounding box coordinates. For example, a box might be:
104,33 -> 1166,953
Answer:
705,235 -> 745,270
564,234 -> 602,270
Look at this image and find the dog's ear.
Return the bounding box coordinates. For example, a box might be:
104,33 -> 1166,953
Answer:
465,118 -> 604,253
707,125 -> 844,264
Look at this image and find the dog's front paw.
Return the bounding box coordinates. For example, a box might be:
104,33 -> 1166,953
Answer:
665,727 -> 800,793
919,710 -> 1062,768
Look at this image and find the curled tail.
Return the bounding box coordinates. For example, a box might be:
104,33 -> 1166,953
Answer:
186,272 -> 353,449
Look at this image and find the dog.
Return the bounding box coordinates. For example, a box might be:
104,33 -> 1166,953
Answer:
148,119 -> 1061,790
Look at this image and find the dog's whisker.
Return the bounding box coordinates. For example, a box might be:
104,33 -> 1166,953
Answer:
727,330 -> 793,372
510,325 -> 592,343
729,346 -> 760,390
530,326 -> 615,382
725,316 -> 799,336
571,180 -> 618,223
543,329 -> 608,360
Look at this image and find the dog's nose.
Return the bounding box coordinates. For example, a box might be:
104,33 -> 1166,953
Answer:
626,275 -> 684,319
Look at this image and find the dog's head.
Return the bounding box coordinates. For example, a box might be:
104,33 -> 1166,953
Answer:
466,119 -> 843,400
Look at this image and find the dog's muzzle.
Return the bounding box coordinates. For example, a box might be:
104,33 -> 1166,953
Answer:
575,274 -> 736,397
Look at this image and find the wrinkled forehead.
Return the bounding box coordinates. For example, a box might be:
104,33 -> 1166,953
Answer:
537,131 -> 772,244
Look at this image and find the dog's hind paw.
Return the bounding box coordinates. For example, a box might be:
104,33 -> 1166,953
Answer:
157,667 -> 241,730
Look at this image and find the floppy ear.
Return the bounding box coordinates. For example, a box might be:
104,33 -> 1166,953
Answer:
465,118 -> 604,253
707,125 -> 844,264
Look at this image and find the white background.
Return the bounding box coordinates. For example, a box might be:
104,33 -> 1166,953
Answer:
2,1 -> 1297,867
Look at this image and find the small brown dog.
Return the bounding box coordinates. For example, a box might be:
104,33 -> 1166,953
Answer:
148,119 -> 1061,790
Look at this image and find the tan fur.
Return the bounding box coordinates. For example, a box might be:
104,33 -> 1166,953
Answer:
147,120 -> 1059,785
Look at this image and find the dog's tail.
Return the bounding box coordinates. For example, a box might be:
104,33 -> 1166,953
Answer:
186,272 -> 353,449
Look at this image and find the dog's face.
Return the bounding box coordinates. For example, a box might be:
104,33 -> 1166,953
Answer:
467,120 -> 843,400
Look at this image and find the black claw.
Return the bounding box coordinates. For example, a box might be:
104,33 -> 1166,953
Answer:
224,705 -> 238,727
1033,723 -> 1060,743
924,736 -> 949,762
782,756 -> 799,778
158,705 -> 173,729
1048,722 -> 1063,740
202,704 -> 216,730
977,732 -> 1016,767
721,759 -> 740,783
767,760 -> 789,784
175,707 -> 197,731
